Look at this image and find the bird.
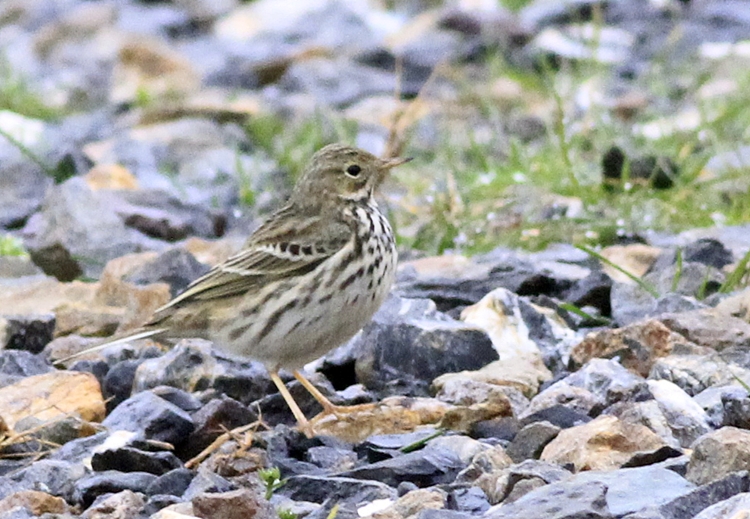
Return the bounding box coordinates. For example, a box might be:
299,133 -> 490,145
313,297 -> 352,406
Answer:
63,143 -> 411,437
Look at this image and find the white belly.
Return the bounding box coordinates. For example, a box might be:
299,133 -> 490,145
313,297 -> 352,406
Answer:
210,209 -> 397,370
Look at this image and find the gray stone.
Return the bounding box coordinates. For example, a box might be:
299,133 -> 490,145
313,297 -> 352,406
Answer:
151,385 -> 203,412
102,390 -> 195,445
75,470 -> 157,507
0,313 -> 55,354
49,432 -> 111,464
0,256 -> 43,278
653,293 -> 708,315
353,295 -> 498,397
419,511 -> 474,519
340,443 -> 466,488
7,459 -> 86,503
397,251 -> 579,313
181,466 -> 235,501
653,239 -> 734,271
103,358 -> 146,410
305,446 -> 357,472
567,466 -> 695,517
650,354 -> 736,396
506,421 -> 561,462
686,427 -> 750,485
563,271 -> 612,316
181,395 -> 256,458
660,310 -> 750,351
0,160 -> 52,229
91,446 -> 182,475
21,177 -> 140,281
693,386 -> 743,427
448,486 -> 491,514
611,282 -> 658,326
646,262 -> 724,300
362,429 -> 446,454
280,57 -> 395,107
523,381 -> 602,420
657,471 -> 749,519
563,358 -> 650,407
507,459 -> 572,485
279,475 -> 396,504
721,388 -> 750,429
0,349 -> 53,388
647,379 -> 711,448
519,405 -> 592,430
132,340 -> 217,395
484,480 -> 612,519
102,188 -> 225,242
146,468 -> 194,497
124,248 -> 209,298
606,400 -> 680,448
693,491 -> 750,519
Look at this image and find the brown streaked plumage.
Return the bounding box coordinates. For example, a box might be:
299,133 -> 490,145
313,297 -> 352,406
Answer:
64,143 -> 410,437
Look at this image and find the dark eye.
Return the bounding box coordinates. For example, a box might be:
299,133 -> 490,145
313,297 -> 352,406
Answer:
346,164 -> 361,177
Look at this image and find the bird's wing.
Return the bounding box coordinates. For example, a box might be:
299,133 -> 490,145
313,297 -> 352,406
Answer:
150,205 -> 352,320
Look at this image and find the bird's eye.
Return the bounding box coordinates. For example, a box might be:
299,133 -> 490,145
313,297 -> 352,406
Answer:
346,164 -> 362,178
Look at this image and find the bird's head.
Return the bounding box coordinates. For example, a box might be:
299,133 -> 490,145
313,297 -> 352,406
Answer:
291,143 -> 411,205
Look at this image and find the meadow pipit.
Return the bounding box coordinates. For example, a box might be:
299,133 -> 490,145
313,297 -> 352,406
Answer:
69,143 -> 410,436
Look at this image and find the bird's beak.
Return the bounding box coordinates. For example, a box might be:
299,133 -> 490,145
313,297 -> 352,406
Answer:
381,156 -> 413,169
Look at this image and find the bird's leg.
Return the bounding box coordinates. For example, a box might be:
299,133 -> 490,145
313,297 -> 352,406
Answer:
293,370 -> 340,415
269,370 -> 314,438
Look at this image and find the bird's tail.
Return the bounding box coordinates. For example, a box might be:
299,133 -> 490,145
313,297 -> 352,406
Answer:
55,328 -> 168,365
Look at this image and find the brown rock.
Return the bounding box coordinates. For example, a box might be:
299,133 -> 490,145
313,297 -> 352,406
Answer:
150,504 -> 198,519
372,488 -> 446,519
433,357 -> 552,399
94,255 -> 171,331
540,415 -> 667,471
600,244 -> 661,284
54,253 -> 171,337
183,236 -> 243,269
82,489 -> 145,519
461,288 -> 579,370
401,254 -> 480,279
44,334 -> 104,365
0,490 -> 68,515
435,378 -> 514,432
192,489 -> 266,519
459,444 -> 514,487
311,396 -> 453,444
686,427 -> 750,485
141,88 -> 263,125
0,251 -> 169,339
85,164 -> 139,190
715,287 -> 750,322
54,303 -> 124,338
650,353 -> 747,395
570,319 -> 694,376
111,37 -> 200,104
660,309 -> 750,351
0,276 -> 97,316
33,2 -> 116,58
0,371 -> 105,430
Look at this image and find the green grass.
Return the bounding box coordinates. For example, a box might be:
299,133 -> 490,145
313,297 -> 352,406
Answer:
258,467 -> 286,500
0,58 -> 63,121
245,112 -> 358,186
0,235 -> 27,257
240,42 -> 750,275
385,49 -> 750,256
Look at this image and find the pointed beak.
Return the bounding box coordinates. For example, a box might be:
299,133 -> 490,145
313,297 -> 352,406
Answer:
381,156 -> 413,169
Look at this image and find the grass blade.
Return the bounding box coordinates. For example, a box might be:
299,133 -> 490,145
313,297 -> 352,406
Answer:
576,244 -> 660,298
